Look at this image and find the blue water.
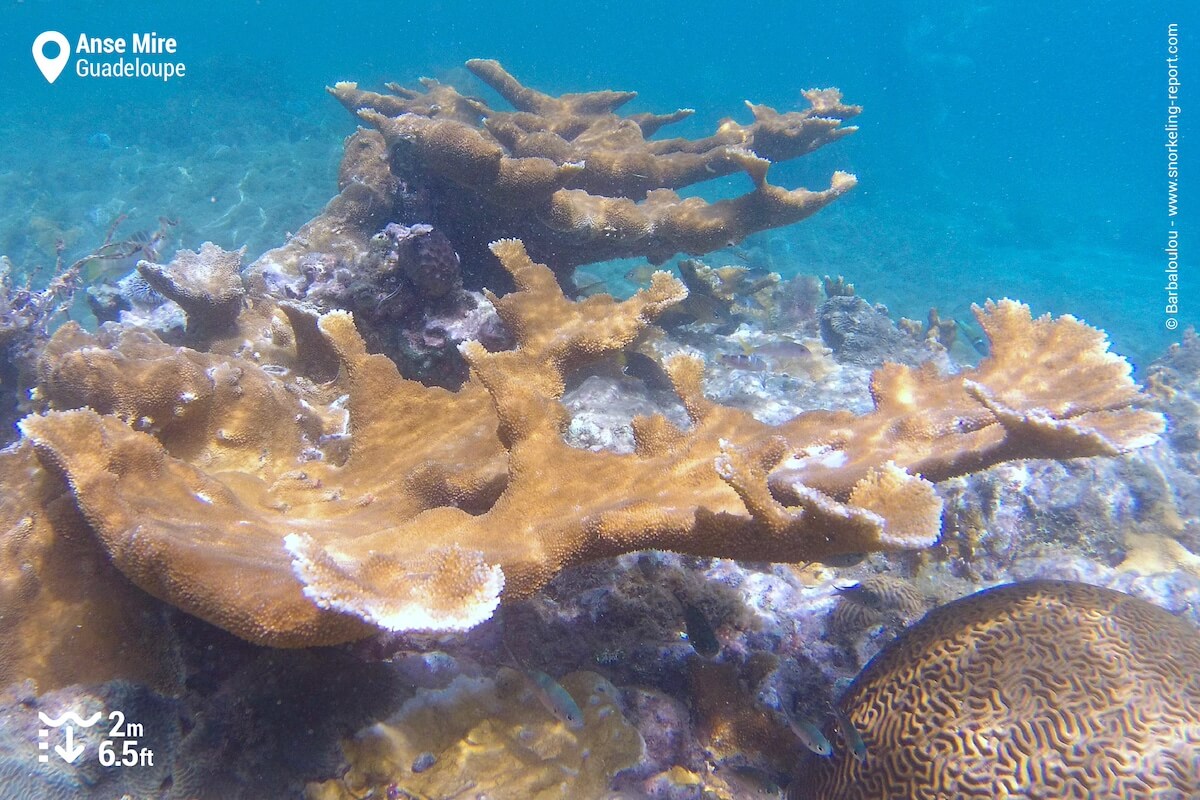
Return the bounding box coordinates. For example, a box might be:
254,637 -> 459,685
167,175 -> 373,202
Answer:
0,0 -> 1194,367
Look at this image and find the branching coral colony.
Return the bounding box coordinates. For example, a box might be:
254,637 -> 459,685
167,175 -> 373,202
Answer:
255,59 -> 860,293
0,63 -> 1165,677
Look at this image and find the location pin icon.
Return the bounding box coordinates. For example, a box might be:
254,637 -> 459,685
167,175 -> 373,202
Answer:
32,31 -> 70,84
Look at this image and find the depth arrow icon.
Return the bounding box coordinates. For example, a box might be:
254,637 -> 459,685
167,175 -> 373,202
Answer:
55,725 -> 84,763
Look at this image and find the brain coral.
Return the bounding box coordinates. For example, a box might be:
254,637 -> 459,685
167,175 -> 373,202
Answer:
791,580 -> 1200,799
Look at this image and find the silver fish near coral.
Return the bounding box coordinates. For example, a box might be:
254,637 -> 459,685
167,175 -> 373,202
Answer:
624,263 -> 662,284
527,669 -> 585,730
830,704 -> 867,761
788,715 -> 833,757
718,352 -> 770,371
754,340 -> 812,360
955,317 -> 990,356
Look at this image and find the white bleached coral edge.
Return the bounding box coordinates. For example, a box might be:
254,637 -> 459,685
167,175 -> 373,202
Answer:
284,533 -> 505,632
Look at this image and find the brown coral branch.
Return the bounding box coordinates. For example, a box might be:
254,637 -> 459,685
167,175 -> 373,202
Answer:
137,242 -> 246,341
320,59 -> 859,282
0,443 -> 182,692
19,243 -> 1161,646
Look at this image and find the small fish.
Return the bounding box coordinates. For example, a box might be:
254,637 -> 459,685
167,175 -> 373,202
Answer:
624,263 -> 660,284
573,278 -> 610,298
955,318 -> 990,356
680,601 -> 721,658
830,705 -> 867,761
623,350 -> 675,392
83,218 -> 173,282
741,274 -> 780,296
719,764 -> 783,797
84,249 -> 139,281
527,669 -> 585,730
754,341 -> 811,360
718,352 -> 770,371
130,229 -> 165,262
833,582 -> 875,606
501,631 -> 584,730
787,715 -> 833,757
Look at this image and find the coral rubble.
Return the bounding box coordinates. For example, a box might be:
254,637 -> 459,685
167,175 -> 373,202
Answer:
791,580 -> 1200,799
11,236 -> 1163,648
308,669 -> 643,800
